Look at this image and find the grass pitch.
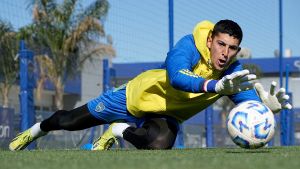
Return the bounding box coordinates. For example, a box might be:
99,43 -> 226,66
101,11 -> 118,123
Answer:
1,146 -> 300,169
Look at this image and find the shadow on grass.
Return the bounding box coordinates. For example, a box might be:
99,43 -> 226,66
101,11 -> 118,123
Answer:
225,149 -> 271,153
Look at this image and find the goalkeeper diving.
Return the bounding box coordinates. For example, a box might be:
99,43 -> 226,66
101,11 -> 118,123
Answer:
9,19 -> 292,151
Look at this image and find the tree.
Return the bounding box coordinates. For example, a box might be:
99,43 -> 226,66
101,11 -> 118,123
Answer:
21,0 -> 115,110
0,20 -> 19,108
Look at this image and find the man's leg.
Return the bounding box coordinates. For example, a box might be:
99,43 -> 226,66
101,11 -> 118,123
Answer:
123,118 -> 178,149
40,104 -> 104,131
96,117 -> 178,150
9,104 -> 105,151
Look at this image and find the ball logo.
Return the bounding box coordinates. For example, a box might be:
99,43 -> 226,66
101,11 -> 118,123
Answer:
246,102 -> 269,114
231,111 -> 249,132
254,119 -> 272,139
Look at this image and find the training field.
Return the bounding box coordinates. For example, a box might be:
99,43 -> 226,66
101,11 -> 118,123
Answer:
2,146 -> 300,169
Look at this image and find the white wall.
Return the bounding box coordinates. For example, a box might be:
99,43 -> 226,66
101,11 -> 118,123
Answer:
74,57 -> 105,108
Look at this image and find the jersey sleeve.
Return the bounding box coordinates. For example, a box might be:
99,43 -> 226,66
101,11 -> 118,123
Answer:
165,35 -> 208,93
223,61 -> 262,104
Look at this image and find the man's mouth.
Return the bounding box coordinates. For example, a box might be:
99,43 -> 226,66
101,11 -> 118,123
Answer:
218,59 -> 227,66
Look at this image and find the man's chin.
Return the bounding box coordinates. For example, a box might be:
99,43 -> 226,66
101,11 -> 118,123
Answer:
214,64 -> 225,71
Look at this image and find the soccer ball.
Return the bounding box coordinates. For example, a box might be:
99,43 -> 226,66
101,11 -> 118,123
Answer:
227,100 -> 276,149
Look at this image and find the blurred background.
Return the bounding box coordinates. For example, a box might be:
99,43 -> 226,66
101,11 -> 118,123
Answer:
0,0 -> 299,150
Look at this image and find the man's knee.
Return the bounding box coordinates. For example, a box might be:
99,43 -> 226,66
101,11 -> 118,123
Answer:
147,137 -> 176,149
124,118 -> 178,149
146,118 -> 178,149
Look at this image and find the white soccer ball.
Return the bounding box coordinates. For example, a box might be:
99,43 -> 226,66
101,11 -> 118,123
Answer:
227,100 -> 276,149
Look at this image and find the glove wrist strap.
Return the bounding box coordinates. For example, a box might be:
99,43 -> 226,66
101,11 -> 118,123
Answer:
202,80 -> 218,93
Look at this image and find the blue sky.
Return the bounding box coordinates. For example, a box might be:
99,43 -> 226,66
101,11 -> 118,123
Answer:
1,0 -> 300,63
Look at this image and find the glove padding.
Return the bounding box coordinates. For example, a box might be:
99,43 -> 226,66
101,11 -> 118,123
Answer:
254,81 -> 292,114
215,70 -> 257,95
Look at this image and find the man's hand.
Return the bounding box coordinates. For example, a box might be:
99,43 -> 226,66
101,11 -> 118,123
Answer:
255,81 -> 292,113
215,70 -> 257,95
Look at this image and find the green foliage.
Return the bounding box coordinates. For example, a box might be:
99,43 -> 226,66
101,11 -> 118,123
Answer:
0,20 -> 19,107
0,20 -> 19,84
24,0 -> 113,77
20,0 -> 115,109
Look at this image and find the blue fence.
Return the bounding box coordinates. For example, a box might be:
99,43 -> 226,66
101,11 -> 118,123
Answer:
0,107 -> 14,149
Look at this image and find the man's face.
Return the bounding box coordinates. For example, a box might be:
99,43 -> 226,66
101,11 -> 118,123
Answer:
206,33 -> 241,71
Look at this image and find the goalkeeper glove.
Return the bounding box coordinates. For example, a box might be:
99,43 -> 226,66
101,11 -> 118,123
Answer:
204,69 -> 257,95
254,81 -> 292,113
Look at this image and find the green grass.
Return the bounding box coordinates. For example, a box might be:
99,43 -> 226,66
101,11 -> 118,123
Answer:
1,146 -> 300,169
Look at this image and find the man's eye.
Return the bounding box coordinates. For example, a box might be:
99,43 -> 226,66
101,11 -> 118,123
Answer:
218,42 -> 226,46
230,46 -> 238,50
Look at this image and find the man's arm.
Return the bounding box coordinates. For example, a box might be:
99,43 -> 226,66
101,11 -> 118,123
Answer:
165,35 -> 208,93
225,62 -> 292,113
224,61 -> 261,103
255,82 -> 292,113
166,36 -> 256,94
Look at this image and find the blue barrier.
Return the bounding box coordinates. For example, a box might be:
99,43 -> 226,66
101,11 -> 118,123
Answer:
0,107 -> 14,149
205,106 -> 214,147
19,40 -> 36,149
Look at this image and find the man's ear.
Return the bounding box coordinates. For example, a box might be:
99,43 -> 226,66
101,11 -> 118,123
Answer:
237,47 -> 241,53
206,36 -> 212,49
237,47 -> 242,53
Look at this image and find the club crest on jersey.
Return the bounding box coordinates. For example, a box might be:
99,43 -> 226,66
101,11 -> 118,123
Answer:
95,102 -> 105,112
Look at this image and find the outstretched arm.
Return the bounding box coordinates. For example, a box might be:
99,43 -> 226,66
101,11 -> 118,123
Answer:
165,36 -> 207,93
254,81 -> 292,113
166,35 -> 256,94
206,69 -> 257,95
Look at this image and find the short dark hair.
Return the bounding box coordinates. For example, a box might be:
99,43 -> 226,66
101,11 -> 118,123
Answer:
212,19 -> 243,43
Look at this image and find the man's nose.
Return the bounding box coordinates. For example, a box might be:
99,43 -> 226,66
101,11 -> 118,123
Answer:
223,47 -> 229,57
